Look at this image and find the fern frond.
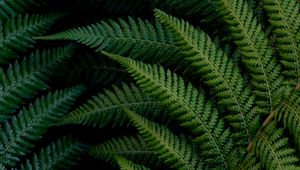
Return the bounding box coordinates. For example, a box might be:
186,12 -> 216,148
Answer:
0,0 -> 45,20
238,152 -> 261,170
103,52 -> 234,169
89,135 -> 159,167
276,90 -> 300,150
58,83 -> 169,128
19,136 -> 88,170
215,0 -> 285,111
0,46 -> 75,122
155,9 -> 261,143
123,107 -> 203,170
0,86 -> 85,167
37,17 -> 181,65
115,156 -> 151,170
0,14 -> 61,63
262,0 -> 300,85
250,121 -> 299,170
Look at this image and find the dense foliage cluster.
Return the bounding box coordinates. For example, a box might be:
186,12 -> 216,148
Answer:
0,0 -> 299,169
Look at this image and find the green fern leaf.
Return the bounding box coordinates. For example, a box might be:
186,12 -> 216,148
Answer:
154,9 -> 261,143
261,0 -> 300,85
0,0 -> 45,20
276,90 -> 300,150
0,46 -> 75,122
18,136 -> 88,170
238,152 -> 261,170
36,17 -> 181,65
0,86 -> 85,167
58,83 -> 170,128
215,0 -> 285,111
89,135 -> 159,167
115,156 -> 151,170
103,52 -> 235,169
123,107 -> 203,170
0,14 -> 62,63
250,121 -> 299,170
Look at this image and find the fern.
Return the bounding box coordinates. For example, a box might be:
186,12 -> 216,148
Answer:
0,14 -> 62,63
0,0 -> 45,20
155,9 -> 261,143
215,0 -> 286,111
115,156 -> 151,170
89,135 -> 159,167
17,136 -> 87,170
37,17 -> 181,66
276,90 -> 300,150
249,121 -> 299,170
58,83 -> 169,128
0,46 -> 75,123
103,52 -> 235,169
0,86 -> 85,167
261,0 -> 300,85
122,107 -> 203,170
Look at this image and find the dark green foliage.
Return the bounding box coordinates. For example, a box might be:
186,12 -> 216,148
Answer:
123,107 -> 203,170
115,156 -> 151,170
89,135 -> 160,167
104,52 -> 235,169
1,0 -> 300,169
261,0 -> 300,85
0,46 -> 75,123
0,0 -> 45,20
154,9 -> 260,143
37,17 -> 181,66
18,136 -> 88,170
57,83 -> 170,128
0,14 -> 62,63
0,86 -> 84,167
250,122 -> 299,170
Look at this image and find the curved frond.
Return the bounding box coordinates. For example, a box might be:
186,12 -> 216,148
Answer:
276,90 -> 300,150
0,0 -> 45,20
0,46 -> 75,122
58,83 -> 170,128
103,52 -> 235,169
19,136 -> 88,170
37,17 -> 181,66
123,108 -> 203,170
0,14 -> 62,63
155,9 -> 261,143
215,0 -> 285,111
251,121 -> 299,170
115,156 -> 151,170
262,0 -> 300,85
89,135 -> 159,167
0,86 -> 85,167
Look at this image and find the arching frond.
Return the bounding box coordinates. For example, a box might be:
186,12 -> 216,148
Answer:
262,0 -> 300,85
19,136 -> 88,170
123,107 -> 203,170
0,86 -> 85,167
276,90 -> 300,150
155,9 -> 261,144
36,17 -> 181,66
0,46 -> 75,123
0,14 -> 62,63
115,156 -> 151,170
215,0 -> 286,111
89,135 -> 159,167
58,83 -> 170,128
250,122 -> 299,170
103,52 -> 235,169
